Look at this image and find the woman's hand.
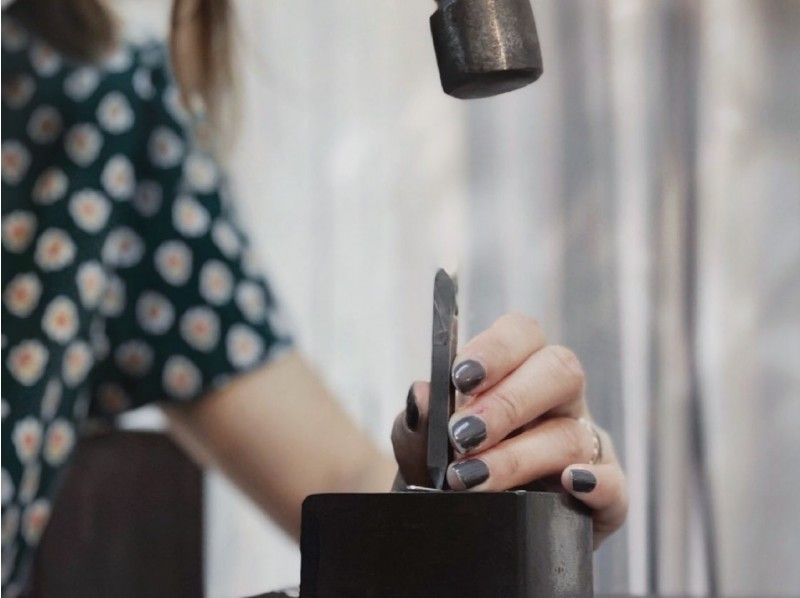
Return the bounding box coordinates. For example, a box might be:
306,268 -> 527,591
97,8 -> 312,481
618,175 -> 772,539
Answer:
391,313 -> 628,548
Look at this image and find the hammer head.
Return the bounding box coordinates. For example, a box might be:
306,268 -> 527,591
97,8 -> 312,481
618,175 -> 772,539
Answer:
430,0 -> 543,99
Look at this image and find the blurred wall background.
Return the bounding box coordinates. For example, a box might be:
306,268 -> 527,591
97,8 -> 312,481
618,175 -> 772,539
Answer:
117,0 -> 800,596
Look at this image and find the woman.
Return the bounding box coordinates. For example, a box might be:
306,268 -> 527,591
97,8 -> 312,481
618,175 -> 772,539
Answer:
1,0 -> 628,593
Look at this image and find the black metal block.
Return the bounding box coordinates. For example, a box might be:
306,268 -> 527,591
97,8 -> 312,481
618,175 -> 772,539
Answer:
430,0 -> 544,99
300,490 -> 592,597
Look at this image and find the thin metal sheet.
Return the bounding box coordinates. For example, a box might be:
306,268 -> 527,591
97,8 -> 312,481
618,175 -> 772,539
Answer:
427,269 -> 458,489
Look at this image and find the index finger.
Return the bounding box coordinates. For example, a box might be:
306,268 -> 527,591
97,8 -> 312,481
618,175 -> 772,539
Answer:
452,312 -> 546,396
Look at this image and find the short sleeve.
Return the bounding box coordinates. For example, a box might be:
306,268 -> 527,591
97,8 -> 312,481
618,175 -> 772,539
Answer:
88,46 -> 292,415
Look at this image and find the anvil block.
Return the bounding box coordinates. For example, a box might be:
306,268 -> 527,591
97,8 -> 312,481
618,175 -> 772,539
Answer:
300,490 -> 593,597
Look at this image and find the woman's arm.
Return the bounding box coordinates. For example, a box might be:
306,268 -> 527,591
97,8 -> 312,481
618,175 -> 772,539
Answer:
167,313 -> 628,549
164,350 -> 396,539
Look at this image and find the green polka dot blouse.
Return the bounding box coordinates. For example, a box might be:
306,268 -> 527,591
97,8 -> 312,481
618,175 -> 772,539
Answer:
1,16 -> 292,593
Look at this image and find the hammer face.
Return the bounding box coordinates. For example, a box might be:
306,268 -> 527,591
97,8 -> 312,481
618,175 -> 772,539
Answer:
431,0 -> 544,99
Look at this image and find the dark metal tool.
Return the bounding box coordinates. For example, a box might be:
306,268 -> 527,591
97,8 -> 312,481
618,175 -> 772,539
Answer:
426,269 -> 458,489
430,0 -> 544,99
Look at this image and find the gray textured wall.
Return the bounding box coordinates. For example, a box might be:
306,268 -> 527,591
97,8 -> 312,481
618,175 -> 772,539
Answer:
467,1 -> 800,594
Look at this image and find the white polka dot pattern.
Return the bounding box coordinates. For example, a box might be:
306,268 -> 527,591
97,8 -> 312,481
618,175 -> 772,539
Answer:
32,168 -> 68,204
2,23 -> 292,590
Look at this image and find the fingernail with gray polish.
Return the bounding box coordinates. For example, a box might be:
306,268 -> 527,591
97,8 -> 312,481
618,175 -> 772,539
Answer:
452,359 -> 486,394
571,469 -> 597,493
405,385 -> 419,431
450,459 -> 490,490
450,415 -> 487,452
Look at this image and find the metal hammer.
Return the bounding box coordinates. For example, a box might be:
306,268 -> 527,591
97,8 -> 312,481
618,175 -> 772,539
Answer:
430,0 -> 544,99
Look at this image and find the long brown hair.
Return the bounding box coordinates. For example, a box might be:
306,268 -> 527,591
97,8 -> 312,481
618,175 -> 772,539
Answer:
5,0 -> 234,137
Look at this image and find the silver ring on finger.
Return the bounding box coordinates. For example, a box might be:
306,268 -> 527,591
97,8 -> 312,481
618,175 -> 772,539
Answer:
577,417 -> 602,465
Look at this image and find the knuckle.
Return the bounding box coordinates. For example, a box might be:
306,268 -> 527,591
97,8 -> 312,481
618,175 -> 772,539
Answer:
496,310 -> 526,327
483,337 -> 514,371
496,311 -> 525,328
472,313 -> 544,371
490,387 -> 521,428
545,345 -> 585,392
499,311 -> 541,339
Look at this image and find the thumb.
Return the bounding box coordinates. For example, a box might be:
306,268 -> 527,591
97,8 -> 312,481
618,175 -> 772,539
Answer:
390,381 -> 430,487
